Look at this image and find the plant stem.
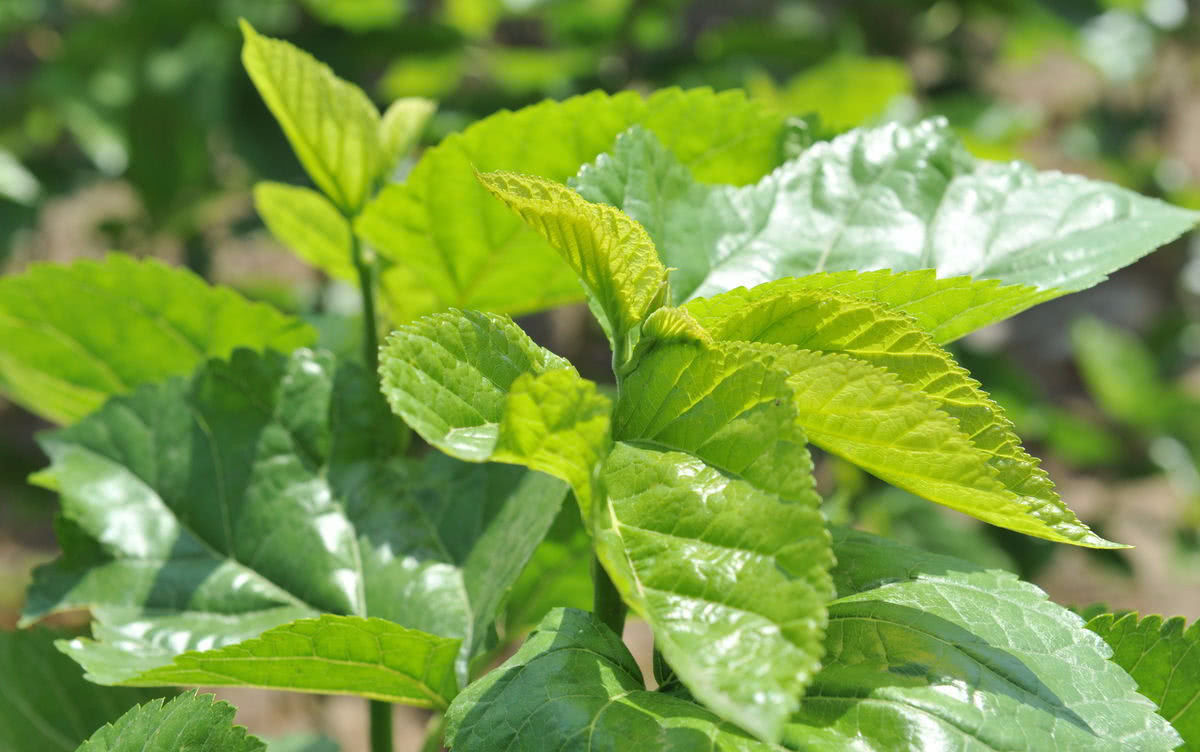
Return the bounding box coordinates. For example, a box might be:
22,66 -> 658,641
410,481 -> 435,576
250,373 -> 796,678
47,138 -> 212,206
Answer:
351,234 -> 379,374
592,555 -> 626,636
369,700 -> 394,752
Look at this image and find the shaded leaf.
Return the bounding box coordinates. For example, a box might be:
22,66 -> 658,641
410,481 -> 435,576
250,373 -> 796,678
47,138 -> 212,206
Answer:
0,628 -> 169,752
0,255 -> 315,424
749,55 -> 912,132
240,20 -> 381,212
503,504 -> 593,637
445,608 -> 780,752
571,122 -> 1199,305
60,615 -> 460,709
255,182 -> 356,280
593,443 -> 832,743
23,348 -> 565,692
355,88 -> 785,320
1072,317 -> 1174,429
76,690 -> 265,752
782,528 -> 1183,750
1085,612 -> 1200,747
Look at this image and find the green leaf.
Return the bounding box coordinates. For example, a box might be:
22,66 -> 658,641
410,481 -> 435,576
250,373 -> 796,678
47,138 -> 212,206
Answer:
685,287 -> 1113,547
782,528 -> 1183,751
240,20 -> 381,213
445,608 -> 781,752
254,182 -> 356,281
355,87 -> 785,320
379,310 -> 611,511
571,122 -> 1199,304
298,0 -> 404,31
1085,612 -> 1200,747
1072,317 -> 1173,429
265,734 -> 339,752
593,443 -> 832,743
0,628 -> 169,752
0,255 -> 315,424
60,614 -> 460,709
380,97 -> 436,172
76,690 -> 265,752
502,503 -> 593,637
748,55 -> 912,132
23,348 -> 566,692
477,170 -> 668,348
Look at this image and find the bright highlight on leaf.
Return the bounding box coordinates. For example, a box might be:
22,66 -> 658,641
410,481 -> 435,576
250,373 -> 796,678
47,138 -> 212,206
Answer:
75,690 -> 266,752
0,254 -> 315,424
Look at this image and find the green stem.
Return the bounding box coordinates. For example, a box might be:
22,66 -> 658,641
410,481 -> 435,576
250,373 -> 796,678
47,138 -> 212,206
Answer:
592,555 -> 626,636
351,234 -> 379,374
369,700 -> 394,752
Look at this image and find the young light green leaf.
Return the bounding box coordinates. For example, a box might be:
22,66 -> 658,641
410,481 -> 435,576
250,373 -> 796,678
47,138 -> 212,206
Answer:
750,55 -> 912,132
76,690 -> 265,752
1072,317 -> 1174,429
0,254 -> 315,424
593,442 -> 832,743
380,310 -> 611,511
355,87 -> 785,321
782,528 -> 1183,751
60,615 -> 460,710
445,608 -> 782,752
1085,612 -> 1200,747
477,170 -> 668,347
254,181 -> 356,280
22,348 -> 565,691
0,628 -> 170,752
240,20 -> 381,213
380,97 -> 436,172
686,288 -> 1114,547
572,122 -> 1199,304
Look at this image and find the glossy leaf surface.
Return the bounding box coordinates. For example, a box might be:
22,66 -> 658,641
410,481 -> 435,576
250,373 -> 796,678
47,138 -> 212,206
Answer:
593,442 -> 832,743
241,21 -> 381,212
1085,612 -> 1200,747
686,288 -> 1111,547
0,255 -> 315,424
254,182 -> 356,280
355,88 -> 784,320
781,528 -> 1183,750
76,690 -> 265,752
445,608 -> 781,752
61,615 -> 460,709
571,123 -> 1199,303
0,628 -> 169,752
23,348 -> 565,691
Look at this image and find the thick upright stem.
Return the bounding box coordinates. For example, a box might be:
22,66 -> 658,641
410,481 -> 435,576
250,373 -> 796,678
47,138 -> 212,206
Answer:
351,235 -> 379,374
592,555 -> 627,636
369,700 -> 394,752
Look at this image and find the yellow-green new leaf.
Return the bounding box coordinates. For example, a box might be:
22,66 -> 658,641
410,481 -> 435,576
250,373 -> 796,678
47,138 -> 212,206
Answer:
380,97 -> 436,172
60,615 -> 460,710
254,182 -> 356,280
477,170 -> 668,346
240,20 -> 381,213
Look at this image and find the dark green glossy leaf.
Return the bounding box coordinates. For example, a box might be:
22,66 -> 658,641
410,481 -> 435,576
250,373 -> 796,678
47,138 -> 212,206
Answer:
445,608 -> 781,751
781,528 -> 1183,750
0,628 -> 169,752
571,123 -> 1199,305
355,88 -> 785,321
23,348 -> 565,693
1085,612 -> 1200,747
76,690 -> 265,752
0,255 -> 315,424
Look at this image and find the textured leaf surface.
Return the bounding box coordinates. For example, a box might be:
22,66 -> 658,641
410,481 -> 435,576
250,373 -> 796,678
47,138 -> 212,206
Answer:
571,123 -> 1199,303
254,182 -> 356,280
76,690 -> 265,752
0,628 -> 169,752
686,288 -> 1112,547
1085,612 -> 1200,748
0,255 -> 315,424
445,608 -> 780,752
23,348 -> 565,691
781,528 -> 1183,751
478,171 -> 668,346
593,443 -> 832,743
241,21 -> 381,212
380,310 -> 610,509
61,615 -> 460,709
355,88 -> 785,320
